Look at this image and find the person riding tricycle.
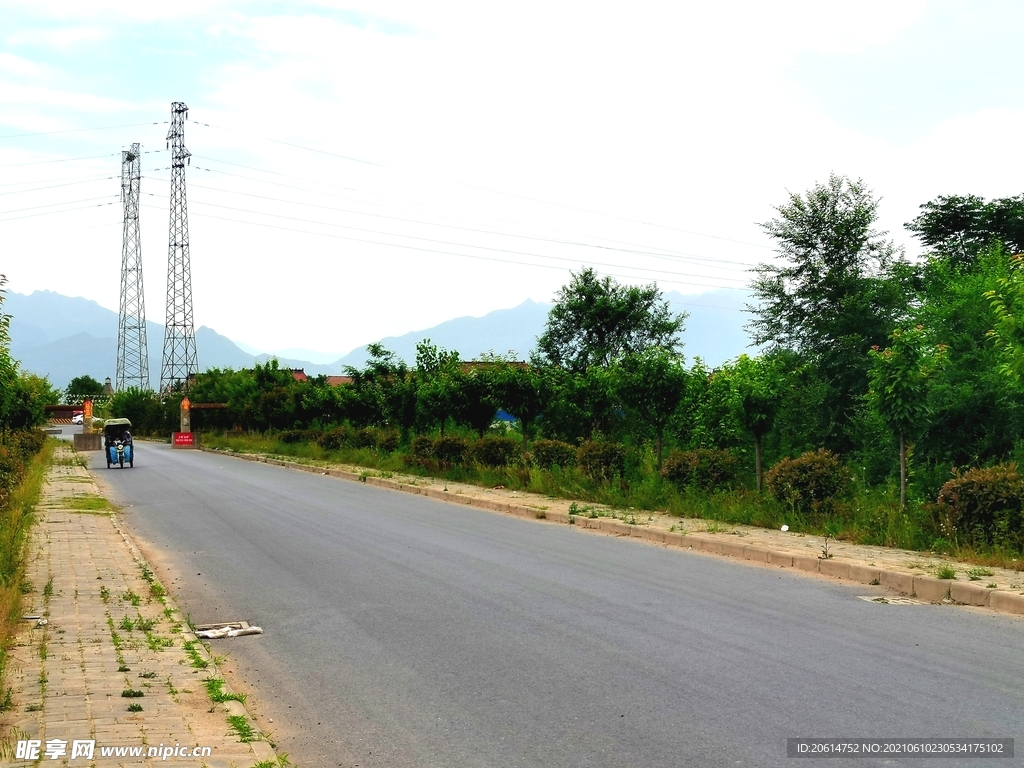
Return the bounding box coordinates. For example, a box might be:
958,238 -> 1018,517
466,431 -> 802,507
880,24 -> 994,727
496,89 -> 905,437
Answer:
103,418 -> 134,468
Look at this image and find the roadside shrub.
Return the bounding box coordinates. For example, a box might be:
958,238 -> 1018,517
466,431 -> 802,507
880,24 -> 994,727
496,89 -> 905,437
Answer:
409,435 -> 436,462
278,429 -> 313,445
661,448 -> 739,492
0,430 -> 45,509
317,426 -> 352,452
576,440 -> 625,481
353,428 -> 377,449
764,449 -> 849,515
532,439 -> 576,469
376,430 -> 400,453
470,436 -> 522,467
434,436 -> 470,466
930,463 -> 1024,547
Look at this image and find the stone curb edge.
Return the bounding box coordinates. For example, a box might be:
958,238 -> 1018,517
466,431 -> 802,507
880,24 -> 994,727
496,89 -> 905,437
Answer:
103,496 -> 281,765
202,448 -> 1024,618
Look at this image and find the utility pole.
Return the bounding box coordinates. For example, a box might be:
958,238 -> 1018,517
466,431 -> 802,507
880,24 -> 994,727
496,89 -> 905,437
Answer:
159,101 -> 198,392
116,142 -> 150,391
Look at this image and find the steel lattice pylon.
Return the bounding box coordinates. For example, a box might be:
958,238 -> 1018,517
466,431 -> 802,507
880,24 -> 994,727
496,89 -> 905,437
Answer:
116,142 -> 150,391
160,101 -> 198,392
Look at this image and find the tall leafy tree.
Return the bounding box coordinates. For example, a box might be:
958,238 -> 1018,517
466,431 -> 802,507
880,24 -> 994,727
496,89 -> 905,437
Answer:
491,361 -> 551,450
456,366 -> 499,437
65,375 -> 104,401
536,267 -> 686,373
613,348 -> 688,469
867,326 -> 946,508
984,254 -> 1024,385
345,344 -> 417,432
907,194 -> 1024,271
749,173 -> 914,451
727,355 -> 785,491
414,339 -> 463,436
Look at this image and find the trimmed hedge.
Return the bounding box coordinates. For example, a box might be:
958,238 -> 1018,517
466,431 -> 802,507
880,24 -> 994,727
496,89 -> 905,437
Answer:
660,448 -> 739,492
576,440 -> 625,481
932,463 -> 1024,546
764,449 -> 848,514
531,439 -> 576,469
470,436 -> 521,467
434,436 -> 470,466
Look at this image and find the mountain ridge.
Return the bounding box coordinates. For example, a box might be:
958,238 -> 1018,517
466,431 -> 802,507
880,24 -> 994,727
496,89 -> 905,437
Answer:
5,289 -> 756,390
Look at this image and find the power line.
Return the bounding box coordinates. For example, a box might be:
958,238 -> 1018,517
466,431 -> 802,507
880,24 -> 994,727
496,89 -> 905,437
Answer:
0,152 -> 120,168
0,122 -> 161,140
0,201 -> 120,224
144,173 -> 757,270
194,120 -> 772,250
0,175 -> 115,196
0,195 -> 120,217
189,155 -> 757,266
146,191 -> 750,284
138,201 -> 746,291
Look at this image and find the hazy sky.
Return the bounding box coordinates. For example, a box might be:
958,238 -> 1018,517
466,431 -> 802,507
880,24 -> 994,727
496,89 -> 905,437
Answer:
2,1 -> 1023,358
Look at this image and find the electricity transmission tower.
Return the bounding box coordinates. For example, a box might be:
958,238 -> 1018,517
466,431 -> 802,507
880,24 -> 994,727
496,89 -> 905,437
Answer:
116,142 -> 150,391
159,101 -> 198,392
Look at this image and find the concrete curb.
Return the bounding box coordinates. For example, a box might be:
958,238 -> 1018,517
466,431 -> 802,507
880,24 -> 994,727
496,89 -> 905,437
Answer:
203,448 -> 1024,619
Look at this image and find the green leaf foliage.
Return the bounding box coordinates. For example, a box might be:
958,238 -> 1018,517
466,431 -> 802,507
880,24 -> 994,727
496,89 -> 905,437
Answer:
536,267 -> 685,372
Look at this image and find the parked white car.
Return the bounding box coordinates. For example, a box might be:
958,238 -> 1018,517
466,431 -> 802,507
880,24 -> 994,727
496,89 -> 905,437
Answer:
72,413 -> 84,425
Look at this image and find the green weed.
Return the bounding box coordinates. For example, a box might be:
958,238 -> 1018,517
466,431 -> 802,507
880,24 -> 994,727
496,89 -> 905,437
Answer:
227,714 -> 257,743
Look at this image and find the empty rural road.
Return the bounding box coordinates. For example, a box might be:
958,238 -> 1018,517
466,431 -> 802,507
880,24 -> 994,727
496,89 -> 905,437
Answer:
91,444 -> 1024,767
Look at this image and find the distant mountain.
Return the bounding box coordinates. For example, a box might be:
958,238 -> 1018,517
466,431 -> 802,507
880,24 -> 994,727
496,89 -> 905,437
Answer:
5,291 -> 337,390
5,288 -> 758,391
333,291 -> 757,369
334,300 -> 553,369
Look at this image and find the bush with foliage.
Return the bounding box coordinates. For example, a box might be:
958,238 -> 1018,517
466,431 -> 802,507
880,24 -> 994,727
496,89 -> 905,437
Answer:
576,440 -> 626,481
764,449 -> 849,514
0,429 -> 45,509
278,429 -> 314,444
931,463 -> 1024,547
434,435 -> 470,466
376,430 -> 400,453
409,435 -> 436,462
531,439 -> 577,469
318,426 -> 352,452
470,436 -> 521,467
353,427 -> 378,449
660,448 -> 739,492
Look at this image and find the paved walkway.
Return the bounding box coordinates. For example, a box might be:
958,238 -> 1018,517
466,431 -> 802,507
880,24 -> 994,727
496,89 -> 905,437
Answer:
2,446 -> 281,767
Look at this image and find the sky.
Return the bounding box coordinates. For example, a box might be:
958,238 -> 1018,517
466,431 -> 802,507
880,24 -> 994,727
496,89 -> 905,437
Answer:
2,1 -> 1024,360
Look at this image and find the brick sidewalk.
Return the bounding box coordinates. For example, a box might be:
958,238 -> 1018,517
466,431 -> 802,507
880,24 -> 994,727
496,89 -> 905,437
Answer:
1,446 -> 281,767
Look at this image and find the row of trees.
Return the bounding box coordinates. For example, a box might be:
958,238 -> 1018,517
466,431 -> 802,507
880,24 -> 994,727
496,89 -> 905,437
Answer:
115,177 -> 1024,517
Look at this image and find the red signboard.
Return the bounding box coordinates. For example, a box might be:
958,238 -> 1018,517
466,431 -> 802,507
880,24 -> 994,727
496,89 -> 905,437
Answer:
172,432 -> 195,447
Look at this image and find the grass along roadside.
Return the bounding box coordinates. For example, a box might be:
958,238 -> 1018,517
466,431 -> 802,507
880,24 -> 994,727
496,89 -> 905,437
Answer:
0,439 -> 53,712
200,432 -> 1024,572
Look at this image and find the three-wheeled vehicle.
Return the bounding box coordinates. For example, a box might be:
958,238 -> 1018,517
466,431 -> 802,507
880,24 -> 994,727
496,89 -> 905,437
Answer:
103,418 -> 134,469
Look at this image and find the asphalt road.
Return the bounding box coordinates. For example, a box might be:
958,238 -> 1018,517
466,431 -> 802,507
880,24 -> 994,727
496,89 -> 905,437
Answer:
91,443 -> 1024,768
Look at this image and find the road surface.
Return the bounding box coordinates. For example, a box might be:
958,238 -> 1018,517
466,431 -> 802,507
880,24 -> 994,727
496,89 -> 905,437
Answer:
91,443 -> 1024,767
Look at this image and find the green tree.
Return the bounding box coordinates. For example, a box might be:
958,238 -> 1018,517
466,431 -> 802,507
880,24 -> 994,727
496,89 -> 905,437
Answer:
491,361 -> 552,451
868,326 -> 946,508
907,194 -> 1024,271
727,354 -> 785,491
456,366 -> 498,437
0,276 -> 57,429
65,375 -> 104,401
749,173 -> 914,451
984,253 -> 1024,385
907,247 -> 1024,472
345,344 -> 418,434
536,267 -> 686,373
613,348 -> 688,469
414,340 -> 462,437
543,365 -> 617,442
